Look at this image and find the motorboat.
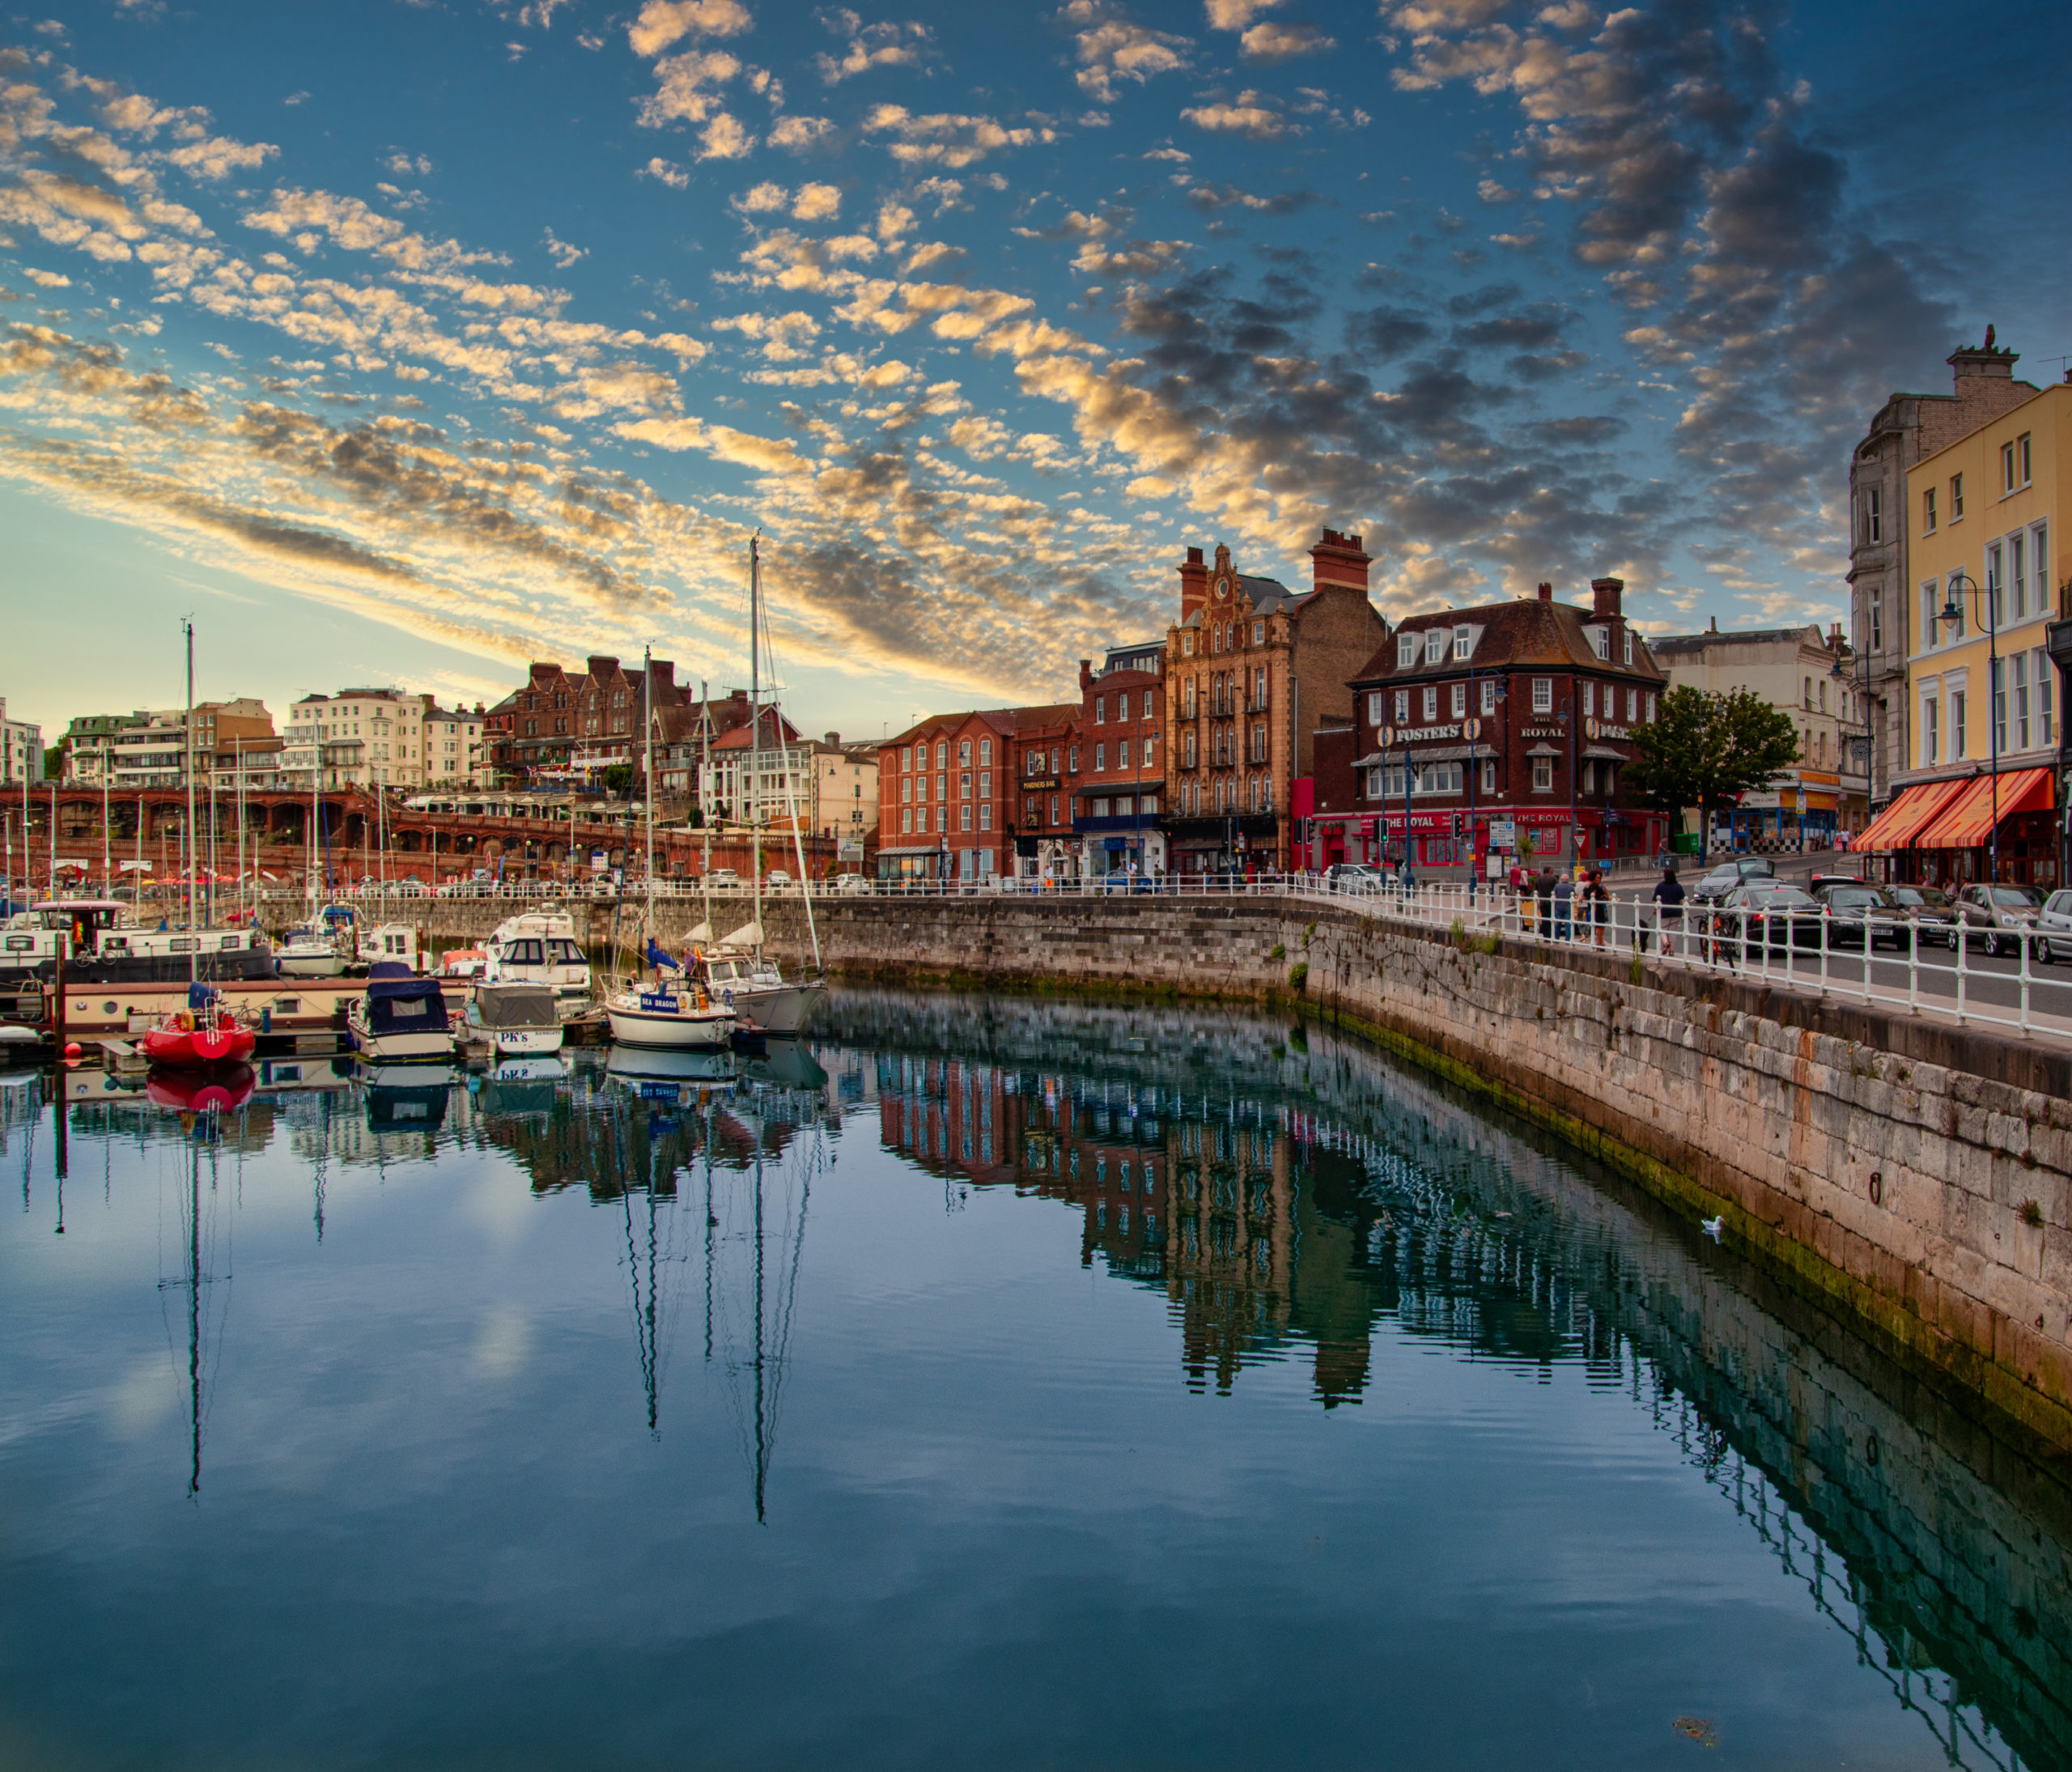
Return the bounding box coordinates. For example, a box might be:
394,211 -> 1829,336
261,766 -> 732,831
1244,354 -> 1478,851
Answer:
142,984 -> 258,1069
482,903 -> 592,1010
0,899 -> 274,986
695,923 -> 826,1035
439,947 -> 489,980
346,962 -> 456,1062
604,975 -> 737,1051
463,982 -> 566,1057
357,922 -> 426,974
275,924 -> 349,978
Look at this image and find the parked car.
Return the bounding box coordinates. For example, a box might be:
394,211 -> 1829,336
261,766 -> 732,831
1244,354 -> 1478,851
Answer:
1951,882 -> 2044,957
834,873 -> 872,894
2037,888 -> 2072,962
765,869 -> 793,890
1806,872 -> 1866,894
1885,884 -> 1959,947
1690,856 -> 1777,903
1323,863 -> 1391,893
1712,882 -> 1824,950
1807,882 -> 1909,950
706,869 -> 741,890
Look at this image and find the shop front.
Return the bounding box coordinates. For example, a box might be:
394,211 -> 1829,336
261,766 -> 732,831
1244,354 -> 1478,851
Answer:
1166,813 -> 1277,875
1909,767 -> 2057,890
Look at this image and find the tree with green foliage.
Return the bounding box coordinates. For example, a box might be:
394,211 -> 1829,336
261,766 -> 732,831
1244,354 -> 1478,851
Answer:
1624,686 -> 1799,856
601,763 -> 635,797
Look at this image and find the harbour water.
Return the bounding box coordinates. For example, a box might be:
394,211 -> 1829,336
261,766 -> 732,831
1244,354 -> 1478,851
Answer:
1,991 -> 2066,1771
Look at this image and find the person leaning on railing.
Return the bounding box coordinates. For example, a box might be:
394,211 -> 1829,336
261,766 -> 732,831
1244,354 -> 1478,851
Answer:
1646,865 -> 1684,954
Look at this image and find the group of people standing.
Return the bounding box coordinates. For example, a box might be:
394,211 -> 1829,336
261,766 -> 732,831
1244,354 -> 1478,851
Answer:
1502,859 -> 1689,948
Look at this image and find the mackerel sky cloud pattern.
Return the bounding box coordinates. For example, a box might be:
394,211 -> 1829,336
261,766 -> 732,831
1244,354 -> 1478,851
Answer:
0,0 -> 2062,737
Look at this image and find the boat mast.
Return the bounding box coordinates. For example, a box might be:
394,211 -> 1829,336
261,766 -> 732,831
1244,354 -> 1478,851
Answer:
699,678 -> 712,937
643,644 -> 656,956
749,533 -> 762,948
184,618 -> 196,985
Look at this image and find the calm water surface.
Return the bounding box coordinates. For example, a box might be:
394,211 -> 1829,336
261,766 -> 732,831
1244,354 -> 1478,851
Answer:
2,991 -> 2066,1771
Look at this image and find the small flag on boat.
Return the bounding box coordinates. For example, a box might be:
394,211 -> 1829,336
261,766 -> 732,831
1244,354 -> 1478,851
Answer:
645,939 -> 681,971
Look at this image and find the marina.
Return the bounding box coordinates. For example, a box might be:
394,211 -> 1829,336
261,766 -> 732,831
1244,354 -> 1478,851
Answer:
0,989 -> 2064,1770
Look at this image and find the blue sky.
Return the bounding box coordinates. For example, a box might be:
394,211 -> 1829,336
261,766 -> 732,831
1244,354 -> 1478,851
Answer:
2,0 -> 2066,746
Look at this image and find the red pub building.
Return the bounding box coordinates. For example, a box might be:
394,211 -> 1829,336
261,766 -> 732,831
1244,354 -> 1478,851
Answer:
1330,578 -> 1669,878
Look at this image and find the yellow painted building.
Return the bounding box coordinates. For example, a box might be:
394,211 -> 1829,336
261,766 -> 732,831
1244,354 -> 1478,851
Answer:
1883,379 -> 2070,886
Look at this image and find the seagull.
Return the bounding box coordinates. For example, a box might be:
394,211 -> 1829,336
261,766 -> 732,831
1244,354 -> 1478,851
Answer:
1700,1215 -> 1724,1240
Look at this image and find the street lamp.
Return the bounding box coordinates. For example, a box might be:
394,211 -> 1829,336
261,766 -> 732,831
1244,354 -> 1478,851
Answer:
1940,569 -> 2002,883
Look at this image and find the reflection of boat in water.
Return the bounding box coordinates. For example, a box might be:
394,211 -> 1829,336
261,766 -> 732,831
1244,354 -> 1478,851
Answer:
146,1062 -> 257,1114
605,1044 -> 736,1089
487,1053 -> 568,1084
737,1042 -> 827,1092
361,1063 -> 456,1132
474,1062 -> 564,1119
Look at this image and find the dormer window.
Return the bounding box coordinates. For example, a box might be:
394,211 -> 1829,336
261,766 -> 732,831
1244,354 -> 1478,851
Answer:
1424,630 -> 1445,665
1452,626 -> 1471,661
1623,631 -> 1634,666
1590,627 -> 1610,660
1397,633 -> 1416,668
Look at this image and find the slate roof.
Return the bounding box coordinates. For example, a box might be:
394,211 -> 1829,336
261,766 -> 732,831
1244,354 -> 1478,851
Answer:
1349,595 -> 1666,686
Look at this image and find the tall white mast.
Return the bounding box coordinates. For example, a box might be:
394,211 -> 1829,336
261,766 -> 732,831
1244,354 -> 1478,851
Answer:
184,618 -> 196,985
749,533 -> 762,948
643,643 -> 656,957
699,678 -> 712,940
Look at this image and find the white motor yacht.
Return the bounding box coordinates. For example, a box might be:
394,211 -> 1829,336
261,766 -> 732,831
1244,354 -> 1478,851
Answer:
483,903 -> 592,1010
275,924 -> 348,978
463,982 -> 566,1057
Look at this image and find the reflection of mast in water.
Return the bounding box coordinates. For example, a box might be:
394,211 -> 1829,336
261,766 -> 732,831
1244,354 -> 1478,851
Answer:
611,1090 -> 690,1438
715,1095 -> 820,1524
158,1115 -> 230,1498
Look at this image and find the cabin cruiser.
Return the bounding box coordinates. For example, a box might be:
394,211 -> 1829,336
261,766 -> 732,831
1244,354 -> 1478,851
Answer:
462,982 -> 566,1057
0,899 -> 273,985
694,921 -> 825,1035
483,904 -> 592,1011
346,962 -> 456,1062
357,922 -> 427,974
275,923 -> 350,978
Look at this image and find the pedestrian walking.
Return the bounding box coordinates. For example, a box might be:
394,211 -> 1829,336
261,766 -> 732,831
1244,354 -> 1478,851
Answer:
1586,868 -> 1611,945
1648,865 -> 1685,954
1552,869 -> 1573,941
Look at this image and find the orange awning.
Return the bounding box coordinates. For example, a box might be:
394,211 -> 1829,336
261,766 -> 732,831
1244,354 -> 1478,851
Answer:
1854,779 -> 1967,852
1914,767 -> 2055,850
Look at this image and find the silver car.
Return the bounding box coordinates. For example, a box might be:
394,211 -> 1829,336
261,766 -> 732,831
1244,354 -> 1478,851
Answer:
1951,882 -> 2044,957
2035,888 -> 2072,962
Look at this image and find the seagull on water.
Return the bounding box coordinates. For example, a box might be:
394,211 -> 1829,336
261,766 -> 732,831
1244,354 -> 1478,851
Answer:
1700,1215 -> 1724,1240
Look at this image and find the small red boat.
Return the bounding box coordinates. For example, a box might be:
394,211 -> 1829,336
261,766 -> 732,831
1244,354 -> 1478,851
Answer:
142,986 -> 257,1069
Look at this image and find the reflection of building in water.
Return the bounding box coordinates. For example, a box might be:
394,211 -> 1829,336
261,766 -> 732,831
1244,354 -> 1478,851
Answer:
870,1049 -> 1387,1406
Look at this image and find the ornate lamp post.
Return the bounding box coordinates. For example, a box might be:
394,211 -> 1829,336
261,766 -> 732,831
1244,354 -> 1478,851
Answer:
1941,569 -> 2002,882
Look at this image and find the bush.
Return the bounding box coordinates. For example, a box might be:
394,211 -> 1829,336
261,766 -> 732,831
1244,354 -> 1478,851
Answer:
1288,961 -> 1310,992
1268,942 -> 1286,960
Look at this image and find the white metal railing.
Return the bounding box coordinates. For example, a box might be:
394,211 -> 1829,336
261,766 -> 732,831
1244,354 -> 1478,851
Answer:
233,874 -> 2072,1047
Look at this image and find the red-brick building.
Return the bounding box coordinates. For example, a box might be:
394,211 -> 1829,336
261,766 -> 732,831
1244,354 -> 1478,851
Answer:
879,704 -> 1081,882
484,655 -> 687,784
1164,532 -> 1389,874
1074,640 -> 1165,879
1011,705 -> 1081,881
1332,577 -> 1669,878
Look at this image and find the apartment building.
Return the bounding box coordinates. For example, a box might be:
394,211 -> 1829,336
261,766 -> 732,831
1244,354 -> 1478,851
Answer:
289,691 -> 486,792
1,696 -> 44,787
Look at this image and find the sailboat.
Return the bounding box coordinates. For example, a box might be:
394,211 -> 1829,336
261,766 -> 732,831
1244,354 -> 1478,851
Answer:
690,535 -> 826,1038
605,644 -> 737,1052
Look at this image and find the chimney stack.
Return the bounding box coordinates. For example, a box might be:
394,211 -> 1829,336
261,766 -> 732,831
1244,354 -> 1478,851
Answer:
1178,546 -> 1209,624
824,731 -> 840,746
1590,576 -> 1624,619
1947,325 -> 2018,385
1310,529 -> 1372,594
1536,581 -> 1552,601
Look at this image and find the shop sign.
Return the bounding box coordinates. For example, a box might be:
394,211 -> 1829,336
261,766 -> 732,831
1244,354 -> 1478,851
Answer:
1379,723 -> 1463,746
1584,718 -> 1633,742
1520,725 -> 1565,740
1021,776 -> 1060,791
1512,810 -> 1574,826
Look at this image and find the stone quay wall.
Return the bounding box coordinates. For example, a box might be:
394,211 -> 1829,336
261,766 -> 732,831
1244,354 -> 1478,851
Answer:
818,894 -> 2070,1448
306,890 -> 2072,1445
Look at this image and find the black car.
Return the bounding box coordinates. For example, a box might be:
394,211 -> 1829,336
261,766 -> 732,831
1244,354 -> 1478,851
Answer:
1808,882 -> 1910,950
1689,856 -> 1779,905
1712,882 -> 1824,950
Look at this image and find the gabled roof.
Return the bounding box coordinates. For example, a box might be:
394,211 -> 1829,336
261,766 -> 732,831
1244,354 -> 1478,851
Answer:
1350,596 -> 1667,686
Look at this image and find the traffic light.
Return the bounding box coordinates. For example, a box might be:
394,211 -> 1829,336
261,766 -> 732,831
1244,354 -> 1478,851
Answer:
1451,811 -> 1463,838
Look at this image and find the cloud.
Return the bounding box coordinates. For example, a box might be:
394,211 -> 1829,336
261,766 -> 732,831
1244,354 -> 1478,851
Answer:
1179,91 -> 1297,140
628,0 -> 754,58
768,114 -> 837,152
1060,2 -> 1192,105
541,228 -> 587,268
792,181 -> 843,220
1239,21 -> 1332,62
1203,0 -> 1279,28
639,156 -> 691,188
636,49 -> 745,126
861,105 -> 1057,167
698,113 -> 755,159
814,10 -> 934,83
21,268 -> 73,289
1183,181 -> 1320,215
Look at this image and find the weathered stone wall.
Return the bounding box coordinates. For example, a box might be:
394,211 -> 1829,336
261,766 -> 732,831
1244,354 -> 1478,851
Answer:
805,894 -> 2072,1447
